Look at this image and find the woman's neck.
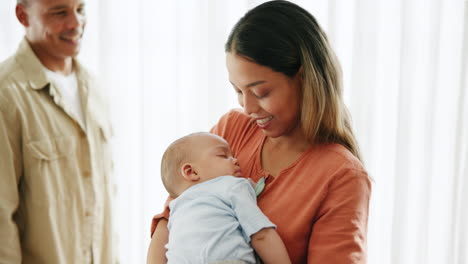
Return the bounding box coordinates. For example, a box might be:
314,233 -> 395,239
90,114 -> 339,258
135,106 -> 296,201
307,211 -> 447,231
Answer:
260,127 -> 312,176
266,126 -> 311,153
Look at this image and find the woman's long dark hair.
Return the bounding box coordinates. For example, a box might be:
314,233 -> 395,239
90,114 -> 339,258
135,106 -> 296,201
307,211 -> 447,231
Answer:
225,0 -> 363,162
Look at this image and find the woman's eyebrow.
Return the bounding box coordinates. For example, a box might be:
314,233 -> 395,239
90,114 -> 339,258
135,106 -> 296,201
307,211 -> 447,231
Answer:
230,80 -> 267,89
246,80 -> 266,88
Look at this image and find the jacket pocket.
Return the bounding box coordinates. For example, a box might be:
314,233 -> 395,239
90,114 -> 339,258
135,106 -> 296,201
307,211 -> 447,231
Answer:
24,136 -> 76,205
27,136 -> 75,160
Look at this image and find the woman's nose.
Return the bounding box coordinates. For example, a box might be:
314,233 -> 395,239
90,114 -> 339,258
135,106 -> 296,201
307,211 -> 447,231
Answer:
242,94 -> 260,115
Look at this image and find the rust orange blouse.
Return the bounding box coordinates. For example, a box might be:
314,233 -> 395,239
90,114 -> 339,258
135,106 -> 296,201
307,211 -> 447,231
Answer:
152,109 -> 371,263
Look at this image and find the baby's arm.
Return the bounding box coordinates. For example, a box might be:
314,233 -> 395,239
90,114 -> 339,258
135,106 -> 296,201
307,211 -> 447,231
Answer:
229,178 -> 291,263
251,227 -> 291,264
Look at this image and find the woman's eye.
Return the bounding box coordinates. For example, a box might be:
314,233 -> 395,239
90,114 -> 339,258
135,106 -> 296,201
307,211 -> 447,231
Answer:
252,89 -> 270,99
254,92 -> 269,99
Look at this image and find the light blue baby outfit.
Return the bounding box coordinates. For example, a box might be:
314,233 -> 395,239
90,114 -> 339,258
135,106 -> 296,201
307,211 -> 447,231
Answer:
166,176 -> 275,264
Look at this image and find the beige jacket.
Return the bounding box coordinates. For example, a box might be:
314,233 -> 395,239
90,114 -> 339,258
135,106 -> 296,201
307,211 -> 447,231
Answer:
0,39 -> 117,263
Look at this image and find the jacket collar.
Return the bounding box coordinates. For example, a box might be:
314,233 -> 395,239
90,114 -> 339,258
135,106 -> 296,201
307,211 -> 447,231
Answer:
15,37 -> 91,90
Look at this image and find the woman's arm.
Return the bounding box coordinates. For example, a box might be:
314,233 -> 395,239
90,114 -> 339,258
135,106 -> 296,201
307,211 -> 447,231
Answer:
251,227 -> 291,264
146,219 -> 169,264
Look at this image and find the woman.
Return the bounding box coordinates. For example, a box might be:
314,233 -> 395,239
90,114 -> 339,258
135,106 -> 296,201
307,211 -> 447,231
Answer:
148,1 -> 371,263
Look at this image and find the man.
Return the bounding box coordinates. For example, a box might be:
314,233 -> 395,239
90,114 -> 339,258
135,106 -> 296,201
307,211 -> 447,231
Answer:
0,0 -> 116,263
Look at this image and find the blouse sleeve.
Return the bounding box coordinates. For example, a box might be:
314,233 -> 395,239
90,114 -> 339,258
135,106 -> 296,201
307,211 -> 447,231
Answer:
308,169 -> 371,263
210,109 -> 243,140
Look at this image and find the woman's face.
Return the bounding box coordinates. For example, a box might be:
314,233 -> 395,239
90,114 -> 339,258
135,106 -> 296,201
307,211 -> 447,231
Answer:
226,52 -> 302,138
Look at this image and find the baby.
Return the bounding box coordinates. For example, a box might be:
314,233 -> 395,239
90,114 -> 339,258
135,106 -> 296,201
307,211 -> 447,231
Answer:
160,132 -> 291,264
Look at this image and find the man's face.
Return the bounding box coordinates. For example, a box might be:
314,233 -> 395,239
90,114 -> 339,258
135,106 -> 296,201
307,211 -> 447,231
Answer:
20,0 -> 86,62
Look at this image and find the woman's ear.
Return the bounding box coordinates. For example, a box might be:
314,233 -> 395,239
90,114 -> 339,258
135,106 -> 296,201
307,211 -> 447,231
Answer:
181,163 -> 200,181
294,66 -> 304,94
296,66 -> 304,80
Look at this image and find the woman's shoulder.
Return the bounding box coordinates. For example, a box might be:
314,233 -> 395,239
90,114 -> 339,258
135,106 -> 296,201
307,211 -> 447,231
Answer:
320,144 -> 365,171
299,143 -> 368,180
291,144 -> 371,202
211,109 -> 261,153
211,109 -> 251,131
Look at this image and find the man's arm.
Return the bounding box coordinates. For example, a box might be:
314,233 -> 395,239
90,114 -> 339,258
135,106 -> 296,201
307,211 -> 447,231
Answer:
147,219 -> 169,264
0,98 -> 23,263
251,227 -> 291,264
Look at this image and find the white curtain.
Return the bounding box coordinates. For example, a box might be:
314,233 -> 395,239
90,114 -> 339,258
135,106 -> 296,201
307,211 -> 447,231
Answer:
1,0 -> 467,263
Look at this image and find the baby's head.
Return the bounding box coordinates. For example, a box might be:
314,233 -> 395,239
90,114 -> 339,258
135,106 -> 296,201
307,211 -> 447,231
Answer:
161,132 -> 242,198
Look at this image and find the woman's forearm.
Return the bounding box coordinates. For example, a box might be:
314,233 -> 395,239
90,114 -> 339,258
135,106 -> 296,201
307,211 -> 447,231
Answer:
147,219 -> 169,264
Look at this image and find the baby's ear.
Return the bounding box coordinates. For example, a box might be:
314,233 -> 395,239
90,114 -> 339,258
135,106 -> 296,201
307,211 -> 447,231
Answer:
181,163 -> 200,181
